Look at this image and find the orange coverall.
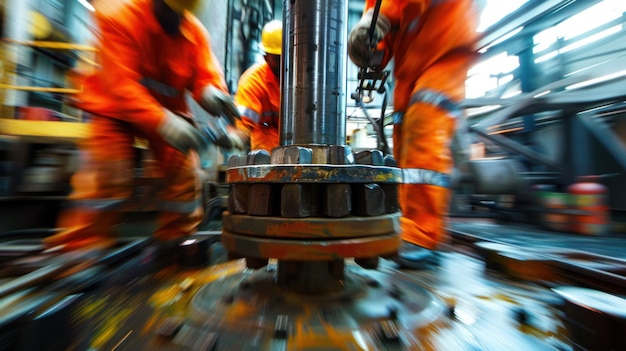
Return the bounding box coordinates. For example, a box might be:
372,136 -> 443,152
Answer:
365,0 -> 480,249
234,62 -> 281,152
45,0 -> 230,251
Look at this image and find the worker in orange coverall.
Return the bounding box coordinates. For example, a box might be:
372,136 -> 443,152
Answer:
348,0 -> 482,269
43,0 -> 245,258
234,20 -> 283,152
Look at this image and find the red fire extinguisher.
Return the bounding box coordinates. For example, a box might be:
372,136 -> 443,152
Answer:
567,176 -> 609,235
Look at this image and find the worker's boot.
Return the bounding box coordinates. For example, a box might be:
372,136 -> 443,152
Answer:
12,245 -> 103,271
392,240 -> 440,269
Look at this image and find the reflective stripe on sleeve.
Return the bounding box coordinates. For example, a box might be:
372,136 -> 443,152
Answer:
238,106 -> 261,124
402,168 -> 451,188
409,89 -> 462,118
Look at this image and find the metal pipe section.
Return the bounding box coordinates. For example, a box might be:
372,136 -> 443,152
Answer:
280,0 -> 348,146
277,260 -> 345,294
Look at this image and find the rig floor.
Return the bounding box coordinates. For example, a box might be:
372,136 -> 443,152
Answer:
1,218 -> 625,351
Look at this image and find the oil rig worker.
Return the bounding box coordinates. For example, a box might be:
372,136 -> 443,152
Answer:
234,20 -> 283,152
348,0 -> 482,269
44,0 -> 244,258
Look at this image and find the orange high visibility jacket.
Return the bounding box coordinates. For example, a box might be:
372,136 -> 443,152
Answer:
365,0 -> 480,111
234,62 -> 281,152
76,0 -> 229,127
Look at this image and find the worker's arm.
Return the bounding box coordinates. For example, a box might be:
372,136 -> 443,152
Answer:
366,0 -> 427,68
96,12 -> 166,125
349,0 -> 428,69
190,25 -> 240,124
94,13 -> 209,153
348,1 -> 392,69
363,0 -> 423,26
233,67 -> 267,139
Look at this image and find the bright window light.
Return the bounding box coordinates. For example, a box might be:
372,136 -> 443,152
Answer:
534,0 -> 626,56
565,70 -> 626,90
466,53 -> 520,98
502,89 -> 521,99
77,0 -> 95,12
478,0 -> 529,32
533,90 -> 551,98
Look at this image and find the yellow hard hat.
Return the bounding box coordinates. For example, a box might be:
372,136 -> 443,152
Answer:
163,0 -> 200,14
29,11 -> 52,40
259,20 -> 283,55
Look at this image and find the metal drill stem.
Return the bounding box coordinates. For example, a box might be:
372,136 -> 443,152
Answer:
280,0 -> 348,146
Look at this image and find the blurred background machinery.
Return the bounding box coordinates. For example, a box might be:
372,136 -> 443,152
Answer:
1,0 -> 626,232
0,0 -> 626,350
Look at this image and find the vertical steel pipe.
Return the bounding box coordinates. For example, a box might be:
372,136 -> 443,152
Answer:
280,0 -> 348,146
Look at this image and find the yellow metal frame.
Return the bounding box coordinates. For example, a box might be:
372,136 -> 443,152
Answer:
0,37 -> 94,139
0,84 -> 82,94
0,119 -> 89,142
2,38 -> 97,52
1,38 -> 95,94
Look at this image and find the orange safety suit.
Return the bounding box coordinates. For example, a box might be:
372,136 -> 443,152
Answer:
234,62 -> 281,152
364,0 -> 480,249
45,0 -> 230,251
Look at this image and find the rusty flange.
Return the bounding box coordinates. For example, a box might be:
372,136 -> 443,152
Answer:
226,164 -> 402,184
222,212 -> 400,239
221,230 -> 400,260
225,147 -> 401,262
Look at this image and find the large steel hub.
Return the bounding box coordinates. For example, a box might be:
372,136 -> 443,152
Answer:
158,259 -> 497,351
222,144 -> 401,292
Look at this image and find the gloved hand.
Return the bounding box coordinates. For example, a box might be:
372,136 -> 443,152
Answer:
199,117 -> 247,151
348,9 -> 391,68
215,126 -> 247,150
158,109 -> 209,153
200,85 -> 240,124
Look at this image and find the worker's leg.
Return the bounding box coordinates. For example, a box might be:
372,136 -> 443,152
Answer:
392,102 -> 455,268
393,54 -> 473,267
149,138 -> 203,242
45,116 -> 135,252
395,102 -> 456,249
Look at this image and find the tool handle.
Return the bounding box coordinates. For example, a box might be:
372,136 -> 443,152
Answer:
368,0 -> 383,48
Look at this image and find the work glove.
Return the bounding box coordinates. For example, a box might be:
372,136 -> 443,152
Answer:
200,85 -> 240,125
199,116 -> 247,151
348,9 -> 391,68
216,126 -> 247,150
158,109 -> 210,153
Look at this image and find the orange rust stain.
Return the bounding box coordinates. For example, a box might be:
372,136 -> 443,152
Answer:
142,313 -> 162,335
374,172 -> 398,182
225,300 -> 257,318
289,308 -> 371,350
265,221 -> 330,238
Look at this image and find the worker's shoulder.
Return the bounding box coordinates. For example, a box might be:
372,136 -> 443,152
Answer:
93,0 -> 150,27
181,13 -> 212,41
183,12 -> 207,30
241,63 -> 270,81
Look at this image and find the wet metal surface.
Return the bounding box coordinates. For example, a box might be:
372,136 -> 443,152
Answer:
4,232 -> 625,350
449,220 -> 626,260
449,220 -> 626,293
66,255 -> 573,350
